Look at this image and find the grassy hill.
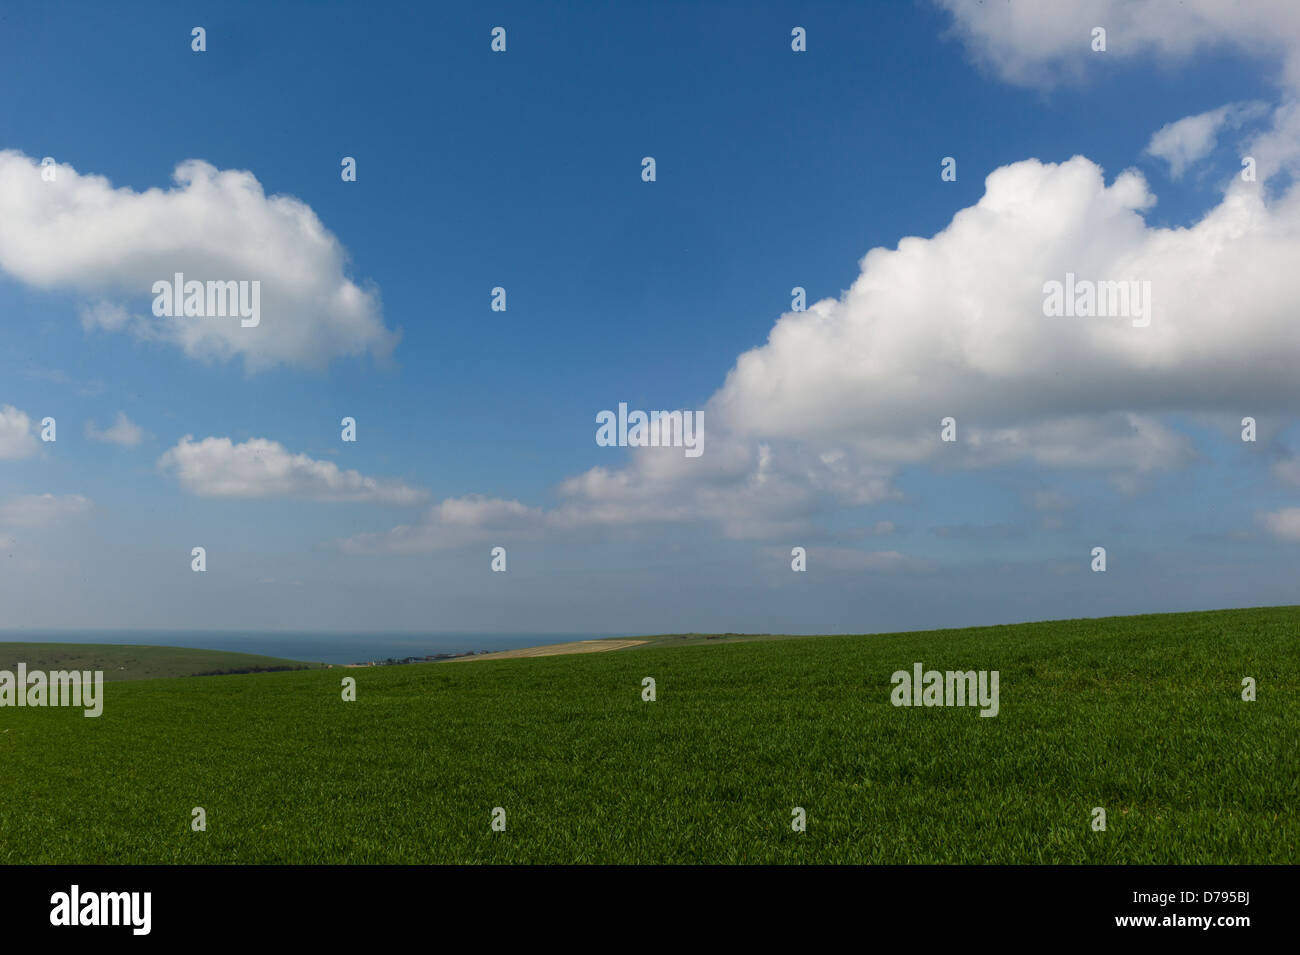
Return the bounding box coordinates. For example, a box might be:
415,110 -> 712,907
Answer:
0,606 -> 1296,863
0,642 -> 316,681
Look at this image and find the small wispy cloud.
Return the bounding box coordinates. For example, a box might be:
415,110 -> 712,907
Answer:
85,411 -> 146,447
0,493 -> 92,528
1258,507 -> 1300,541
1145,101 -> 1268,178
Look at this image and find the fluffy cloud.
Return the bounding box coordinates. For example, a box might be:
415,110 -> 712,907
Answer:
1258,507 -> 1300,541
0,151 -> 397,371
338,495 -> 550,553
1146,102 -> 1268,178
713,155 -> 1300,454
555,434 -> 879,537
933,0 -> 1300,88
158,436 -> 426,504
0,405 -> 39,460
0,494 -> 92,528
1272,455 -> 1300,485
338,435 -> 893,554
79,301 -> 132,333
85,411 -> 145,447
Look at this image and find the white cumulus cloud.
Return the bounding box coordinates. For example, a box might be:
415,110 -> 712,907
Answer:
712,155 -> 1300,456
0,405 -> 40,460
158,436 -> 427,504
0,151 -> 398,371
933,0 -> 1300,89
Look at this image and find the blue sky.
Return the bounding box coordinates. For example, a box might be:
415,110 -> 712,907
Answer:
2,0 -> 1299,635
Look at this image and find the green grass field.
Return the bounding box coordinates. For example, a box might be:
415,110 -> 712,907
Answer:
1,606 -> 1296,863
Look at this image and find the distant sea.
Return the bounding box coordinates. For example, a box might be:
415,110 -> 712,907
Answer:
0,631 -> 614,665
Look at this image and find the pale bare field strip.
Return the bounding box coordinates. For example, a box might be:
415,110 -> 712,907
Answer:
448,638 -> 647,661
